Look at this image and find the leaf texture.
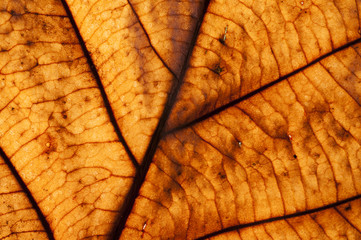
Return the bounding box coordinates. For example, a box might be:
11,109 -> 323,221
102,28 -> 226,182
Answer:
0,1 -> 135,238
167,0 -> 361,130
0,0 -> 361,239
0,154 -> 47,239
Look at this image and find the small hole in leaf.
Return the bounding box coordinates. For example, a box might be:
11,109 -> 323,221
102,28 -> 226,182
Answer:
143,222 -> 147,230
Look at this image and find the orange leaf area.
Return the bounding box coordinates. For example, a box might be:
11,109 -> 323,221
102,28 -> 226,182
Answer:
1,0 -> 361,239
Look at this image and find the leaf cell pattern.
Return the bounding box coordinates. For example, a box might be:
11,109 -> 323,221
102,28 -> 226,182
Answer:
0,0 -> 361,239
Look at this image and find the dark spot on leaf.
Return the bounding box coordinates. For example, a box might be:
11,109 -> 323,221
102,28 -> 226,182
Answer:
164,188 -> 171,195
219,26 -> 228,45
213,64 -> 223,75
43,133 -> 58,154
336,129 -> 351,141
345,205 -> 351,211
181,106 -> 188,112
218,37 -> 226,45
312,152 -> 320,159
61,110 -> 68,119
218,172 -> 226,179
293,154 -> 297,159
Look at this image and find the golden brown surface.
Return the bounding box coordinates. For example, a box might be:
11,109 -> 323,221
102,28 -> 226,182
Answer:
209,199 -> 361,239
122,42 -> 361,239
66,0 -> 205,160
0,0 -> 134,239
167,0 -> 361,130
0,0 -> 361,239
0,155 -> 46,239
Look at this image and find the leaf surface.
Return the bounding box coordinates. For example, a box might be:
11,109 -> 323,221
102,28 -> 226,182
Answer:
1,0 -> 361,239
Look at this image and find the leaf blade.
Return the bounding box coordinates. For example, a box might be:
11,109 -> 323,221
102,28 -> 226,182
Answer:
120,42 -> 361,239
167,0 -> 361,132
0,1 -> 135,238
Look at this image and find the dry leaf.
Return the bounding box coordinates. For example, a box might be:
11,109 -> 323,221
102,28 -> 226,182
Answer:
1,0 -> 361,239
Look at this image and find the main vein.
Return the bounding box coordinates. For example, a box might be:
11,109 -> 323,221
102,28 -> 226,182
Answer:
197,194 -> 361,239
109,0 -> 212,239
0,147 -> 55,240
168,37 -> 361,135
60,0 -> 139,168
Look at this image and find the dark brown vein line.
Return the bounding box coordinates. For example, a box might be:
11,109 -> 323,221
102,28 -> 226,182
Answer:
197,194 -> 361,240
127,0 -> 177,77
167,37 -> 361,135
109,1 -> 212,239
334,207 -> 361,234
0,147 -> 55,240
59,0 -> 138,168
